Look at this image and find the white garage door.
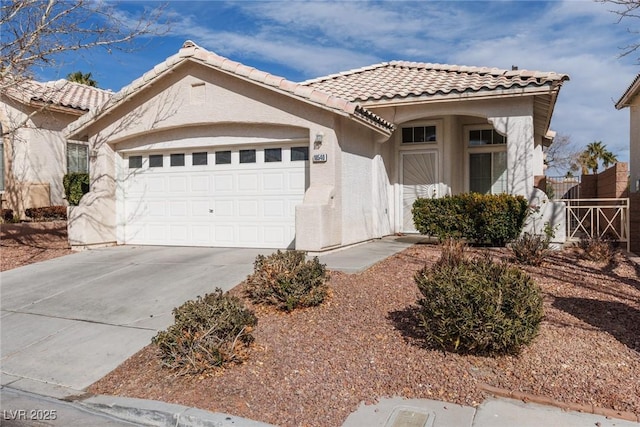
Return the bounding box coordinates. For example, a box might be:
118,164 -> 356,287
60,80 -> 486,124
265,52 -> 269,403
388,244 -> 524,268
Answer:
119,145 -> 308,248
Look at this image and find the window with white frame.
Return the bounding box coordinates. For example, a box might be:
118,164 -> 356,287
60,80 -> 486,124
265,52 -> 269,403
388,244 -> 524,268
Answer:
467,128 -> 507,194
67,143 -> 89,173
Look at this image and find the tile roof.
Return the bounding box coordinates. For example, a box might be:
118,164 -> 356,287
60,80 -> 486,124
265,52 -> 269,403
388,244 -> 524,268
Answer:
616,73 -> 640,109
67,41 -> 394,138
8,78 -> 112,112
301,61 -> 569,103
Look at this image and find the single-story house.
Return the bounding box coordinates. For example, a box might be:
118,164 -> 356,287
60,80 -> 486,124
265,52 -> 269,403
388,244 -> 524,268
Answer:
65,40 -> 569,251
0,79 -> 111,217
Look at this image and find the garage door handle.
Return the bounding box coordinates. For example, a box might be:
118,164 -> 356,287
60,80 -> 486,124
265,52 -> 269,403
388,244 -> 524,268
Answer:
209,209 -> 214,213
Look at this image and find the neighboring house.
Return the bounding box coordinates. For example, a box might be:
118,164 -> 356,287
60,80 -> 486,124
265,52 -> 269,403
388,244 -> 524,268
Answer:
616,73 -> 640,192
616,72 -> 640,254
0,79 -> 111,217
66,40 -> 569,251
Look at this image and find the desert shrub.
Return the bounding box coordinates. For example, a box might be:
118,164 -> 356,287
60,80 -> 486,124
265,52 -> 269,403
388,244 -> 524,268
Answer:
438,238 -> 467,267
1,208 -> 14,222
245,250 -> 328,312
24,206 -> 67,221
578,236 -> 615,263
412,193 -> 529,246
63,173 -> 89,206
152,288 -> 257,374
415,252 -> 543,355
510,232 -> 550,266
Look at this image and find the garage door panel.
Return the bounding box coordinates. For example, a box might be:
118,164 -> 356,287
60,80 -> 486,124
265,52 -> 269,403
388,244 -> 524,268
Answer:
121,147 -> 307,248
214,175 -> 233,192
289,170 -> 306,191
190,200 -> 210,217
238,200 -> 258,217
147,176 -> 165,193
147,201 -> 165,217
213,200 -> 234,217
190,175 -> 210,193
263,173 -> 284,191
239,226 -> 259,243
169,201 -> 188,217
264,200 -> 285,217
170,225 -> 188,241
238,174 -> 258,191
169,176 -> 187,193
213,225 -> 234,243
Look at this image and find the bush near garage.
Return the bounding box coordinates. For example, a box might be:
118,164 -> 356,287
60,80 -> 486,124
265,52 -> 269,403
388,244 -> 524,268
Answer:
245,250 -> 328,312
152,288 -> 257,374
412,193 -> 529,246
63,173 -> 89,206
1,208 -> 15,223
24,206 -> 67,221
414,247 -> 543,356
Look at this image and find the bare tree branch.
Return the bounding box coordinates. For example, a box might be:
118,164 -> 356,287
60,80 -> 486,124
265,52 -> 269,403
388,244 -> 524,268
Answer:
597,0 -> 640,61
1,0 -> 170,110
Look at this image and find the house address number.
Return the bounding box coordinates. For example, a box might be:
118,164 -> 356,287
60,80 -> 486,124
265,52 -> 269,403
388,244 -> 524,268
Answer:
312,153 -> 328,163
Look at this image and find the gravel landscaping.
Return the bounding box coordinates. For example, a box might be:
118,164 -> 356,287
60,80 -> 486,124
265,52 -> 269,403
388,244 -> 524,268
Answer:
1,221 -> 73,271
88,243 -> 640,427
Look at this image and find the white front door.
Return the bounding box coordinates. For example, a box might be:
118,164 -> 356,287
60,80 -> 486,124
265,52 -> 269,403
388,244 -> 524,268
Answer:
119,146 -> 308,248
401,151 -> 439,233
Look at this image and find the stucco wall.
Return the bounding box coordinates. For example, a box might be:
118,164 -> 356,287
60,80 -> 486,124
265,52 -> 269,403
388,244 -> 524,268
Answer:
0,97 -> 80,215
339,118 -> 393,246
73,61 -> 390,251
630,104 -> 640,192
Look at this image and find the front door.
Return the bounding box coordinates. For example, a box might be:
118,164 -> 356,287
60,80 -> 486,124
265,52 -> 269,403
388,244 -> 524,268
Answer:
401,151 -> 438,233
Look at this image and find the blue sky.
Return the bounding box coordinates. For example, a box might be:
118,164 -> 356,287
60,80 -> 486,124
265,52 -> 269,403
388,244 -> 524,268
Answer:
39,1 -> 639,172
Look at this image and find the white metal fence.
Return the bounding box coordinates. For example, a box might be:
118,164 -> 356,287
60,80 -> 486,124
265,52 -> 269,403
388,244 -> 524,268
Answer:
561,198 -> 630,251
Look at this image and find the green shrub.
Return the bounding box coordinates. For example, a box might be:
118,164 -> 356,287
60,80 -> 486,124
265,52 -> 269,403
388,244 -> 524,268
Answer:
24,206 -> 67,221
245,250 -> 328,312
63,173 -> 89,206
152,288 -> 257,374
578,236 -> 615,263
415,252 -> 543,355
412,193 -> 529,246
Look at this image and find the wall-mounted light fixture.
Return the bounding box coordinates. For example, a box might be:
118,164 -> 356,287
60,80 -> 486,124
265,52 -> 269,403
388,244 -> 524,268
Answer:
89,148 -> 99,160
314,132 -> 324,149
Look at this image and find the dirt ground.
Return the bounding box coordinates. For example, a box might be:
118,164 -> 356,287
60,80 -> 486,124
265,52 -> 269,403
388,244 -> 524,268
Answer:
2,223 -> 638,426
88,244 -> 640,427
0,221 -> 73,271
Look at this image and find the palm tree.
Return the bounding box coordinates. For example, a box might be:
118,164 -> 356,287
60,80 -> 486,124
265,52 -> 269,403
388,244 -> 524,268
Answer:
577,141 -> 618,174
66,71 -> 98,87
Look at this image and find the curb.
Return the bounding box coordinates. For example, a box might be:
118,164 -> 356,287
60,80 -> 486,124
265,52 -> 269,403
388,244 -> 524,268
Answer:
478,382 -> 640,423
78,395 -> 276,427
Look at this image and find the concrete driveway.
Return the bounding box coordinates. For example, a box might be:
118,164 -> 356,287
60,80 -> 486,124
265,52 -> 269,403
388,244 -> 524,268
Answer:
1,239 -> 414,399
0,245 -> 273,397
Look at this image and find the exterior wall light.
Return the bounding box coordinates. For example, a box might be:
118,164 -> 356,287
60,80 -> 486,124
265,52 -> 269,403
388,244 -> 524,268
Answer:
89,148 -> 99,160
314,132 -> 324,148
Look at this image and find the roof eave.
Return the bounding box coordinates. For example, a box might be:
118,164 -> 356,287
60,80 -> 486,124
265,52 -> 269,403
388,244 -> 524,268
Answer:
68,48 -> 393,139
360,84 -> 561,108
616,73 -> 640,109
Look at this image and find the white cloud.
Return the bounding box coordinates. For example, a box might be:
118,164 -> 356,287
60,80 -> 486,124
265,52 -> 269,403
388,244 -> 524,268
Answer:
144,1 -> 640,164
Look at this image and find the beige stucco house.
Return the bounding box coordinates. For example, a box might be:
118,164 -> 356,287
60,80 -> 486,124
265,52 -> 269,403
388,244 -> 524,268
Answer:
0,79 -> 110,217
65,40 -> 569,251
616,73 -> 640,254
616,73 -> 640,192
